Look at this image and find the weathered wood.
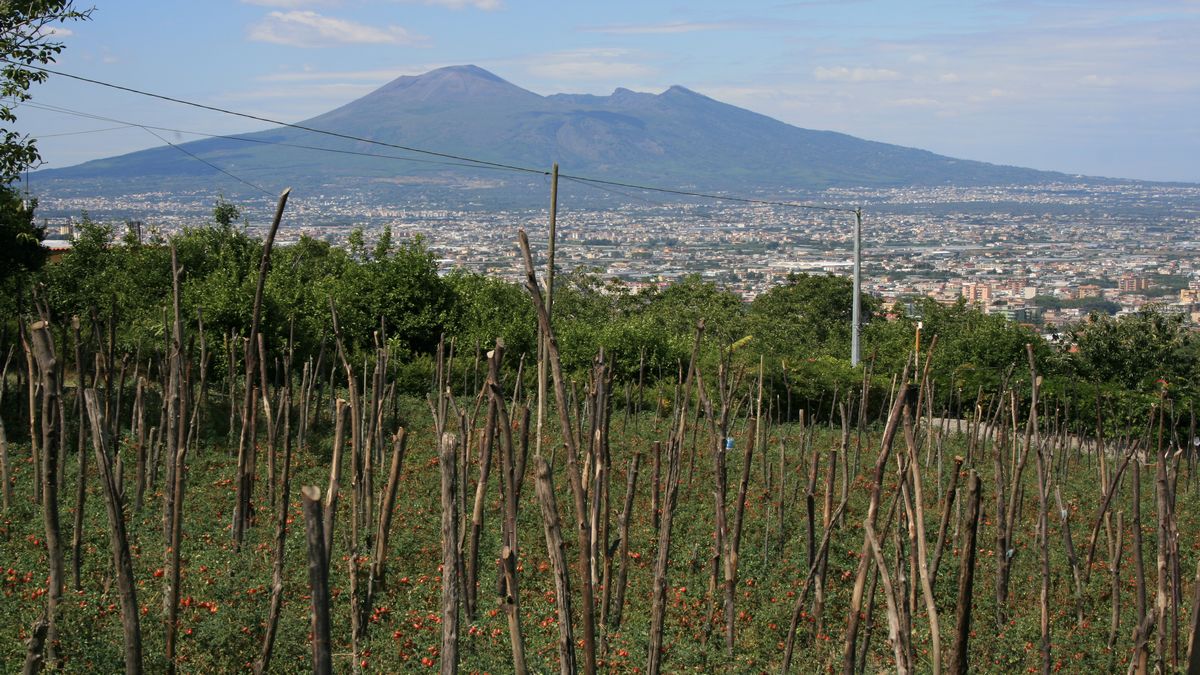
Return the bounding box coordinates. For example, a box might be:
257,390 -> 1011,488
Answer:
84,390 -> 142,674
21,616 -> 48,675
647,321 -> 702,675
903,404 -> 941,674
840,370 -> 911,675
438,432 -> 460,675
233,187 -> 290,548
535,455 -> 576,675
323,399 -> 347,571
370,428 -> 408,598
1186,559 -> 1200,672
300,486 -> 333,675
466,344 -> 502,619
930,455 -> 964,585
518,229 -> 597,675
0,344 -> 12,510
950,472 -> 982,675
781,498 -> 849,673
488,377 -> 527,674
254,386 -> 293,675
610,449 -> 642,630
29,320 -> 63,663
69,317 -> 86,591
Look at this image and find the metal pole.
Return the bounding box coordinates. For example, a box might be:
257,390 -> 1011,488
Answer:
851,207 -> 862,367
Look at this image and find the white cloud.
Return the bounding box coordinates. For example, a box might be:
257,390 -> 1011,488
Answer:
890,97 -> 940,107
35,25 -> 74,38
583,21 -> 746,35
221,82 -> 380,101
394,0 -> 503,10
248,10 -> 426,47
525,49 -> 656,81
1080,74 -> 1116,86
258,65 -> 446,82
938,73 -> 960,83
812,66 -> 902,82
242,0 -> 340,7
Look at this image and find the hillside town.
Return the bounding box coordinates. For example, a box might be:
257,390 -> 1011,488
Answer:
36,181 -> 1200,331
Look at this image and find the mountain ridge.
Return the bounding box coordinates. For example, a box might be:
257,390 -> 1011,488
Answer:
34,64 -> 1129,201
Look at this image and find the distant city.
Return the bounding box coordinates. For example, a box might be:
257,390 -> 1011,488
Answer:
35,181 -> 1200,333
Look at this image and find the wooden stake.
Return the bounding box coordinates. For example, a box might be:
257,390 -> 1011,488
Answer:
300,486 -> 333,675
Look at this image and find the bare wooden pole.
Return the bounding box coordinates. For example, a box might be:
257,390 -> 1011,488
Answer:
466,343 -> 502,619
518,229 -> 597,675
490,380 -> 527,675
536,455 -> 577,675
647,321 -> 703,675
610,449 -> 642,631
840,370 -> 911,675
369,428 -> 408,602
300,486 -> 333,675
21,616 -> 48,675
84,390 -> 142,674
534,163 -> 559,462
164,243 -> 189,675
254,386 -> 293,675
324,399 -> 347,571
930,455 -> 964,585
29,320 -> 63,663
1108,511 -> 1125,661
950,471 -> 982,675
438,432 -> 460,675
69,317 -> 86,591
903,403 -> 942,674
1186,559 -> 1200,672
233,187 -> 290,548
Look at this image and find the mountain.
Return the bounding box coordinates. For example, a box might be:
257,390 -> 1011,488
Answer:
34,65 -> 1086,201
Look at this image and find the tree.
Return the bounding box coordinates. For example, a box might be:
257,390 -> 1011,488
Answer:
748,272 -> 874,362
0,185 -> 44,313
1067,309 -> 1195,392
1,1 -> 93,182
0,1 -> 90,308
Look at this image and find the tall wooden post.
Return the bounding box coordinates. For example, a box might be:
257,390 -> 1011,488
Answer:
851,208 -> 862,366
535,163 -> 558,460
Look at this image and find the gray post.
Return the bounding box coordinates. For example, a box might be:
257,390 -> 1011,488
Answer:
851,208 -> 862,367
534,163 -> 559,460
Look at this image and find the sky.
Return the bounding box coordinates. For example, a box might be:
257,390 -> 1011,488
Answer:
12,0 -> 1200,183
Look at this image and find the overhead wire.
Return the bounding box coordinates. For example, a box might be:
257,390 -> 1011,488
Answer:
12,98 -> 534,174
7,60 -> 860,214
139,126 -> 273,196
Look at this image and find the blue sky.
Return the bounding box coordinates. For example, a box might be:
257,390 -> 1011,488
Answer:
14,0 -> 1200,183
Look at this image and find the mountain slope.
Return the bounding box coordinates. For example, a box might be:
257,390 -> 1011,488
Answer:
35,65 -> 1079,199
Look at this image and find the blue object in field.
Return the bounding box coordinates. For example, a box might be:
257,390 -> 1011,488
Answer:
725,437 -> 734,451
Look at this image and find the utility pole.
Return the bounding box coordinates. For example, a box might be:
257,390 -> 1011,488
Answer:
851,207 -> 862,367
535,163 -> 559,459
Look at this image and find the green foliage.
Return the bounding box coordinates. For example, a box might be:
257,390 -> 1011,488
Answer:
1,0 -> 92,182
445,271 -> 535,360
0,186 -> 44,313
1067,309 -> 1195,392
748,272 -> 875,363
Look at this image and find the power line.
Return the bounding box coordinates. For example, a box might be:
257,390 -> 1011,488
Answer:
38,124 -> 132,137
5,60 -> 545,176
139,126 -> 273,196
8,60 -> 860,214
14,98 -> 527,174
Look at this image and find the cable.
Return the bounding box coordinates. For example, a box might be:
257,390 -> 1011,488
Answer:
4,60 -> 546,176
38,124 -> 132,137
8,60 -> 860,214
139,127 -> 273,196
14,99 -> 524,173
